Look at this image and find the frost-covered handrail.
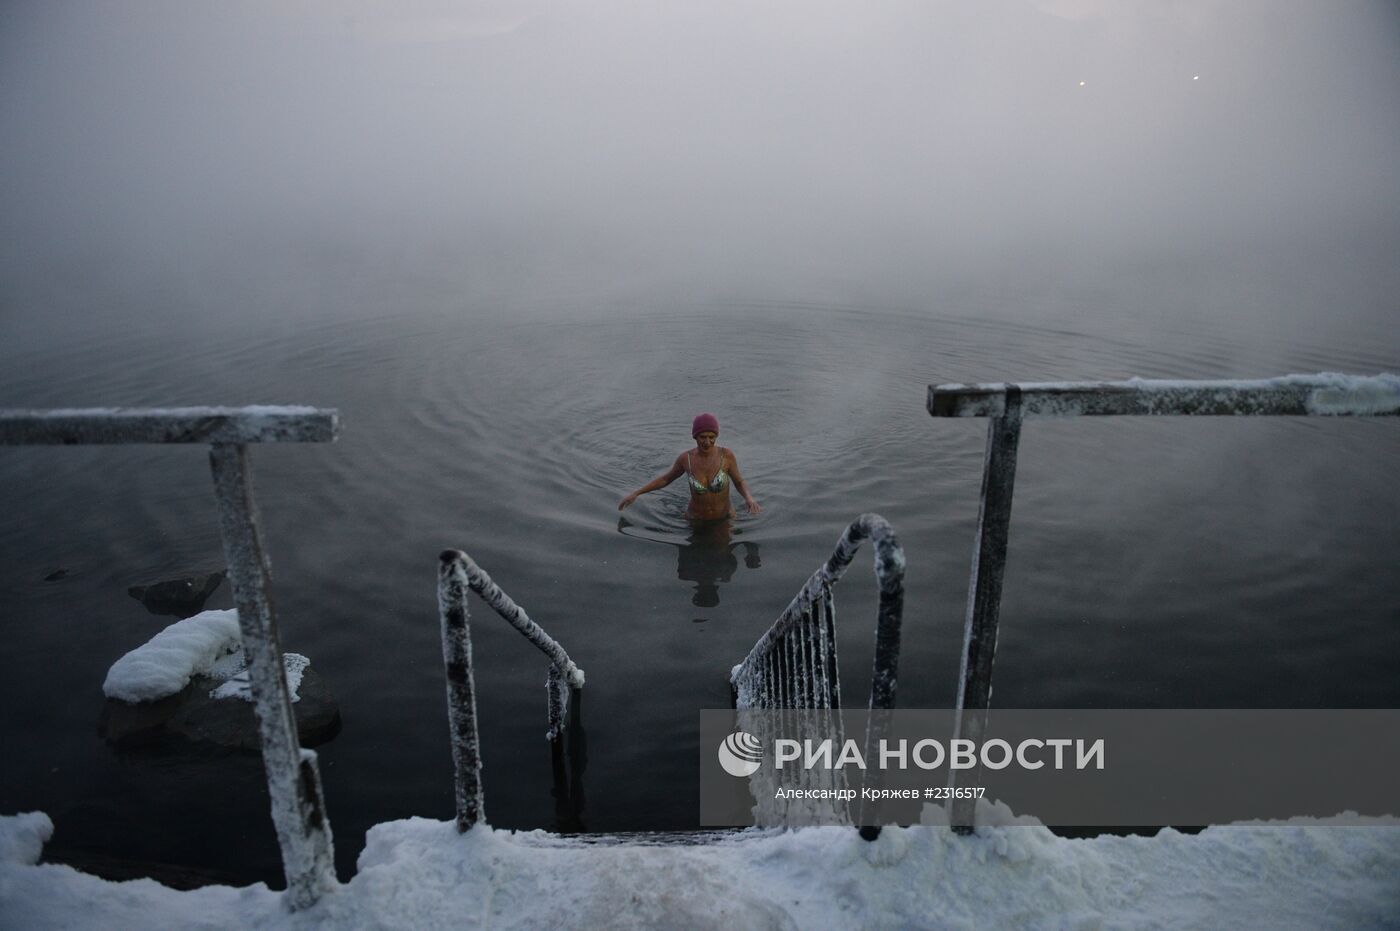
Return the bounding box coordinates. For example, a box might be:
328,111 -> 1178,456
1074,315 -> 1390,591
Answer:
928,373 -> 1400,418
437,550 -> 587,832
927,372 -> 1400,833
730,515 -> 904,841
1,405 -> 338,909
0,406 -> 338,444
439,550 -> 586,694
730,514 -> 905,712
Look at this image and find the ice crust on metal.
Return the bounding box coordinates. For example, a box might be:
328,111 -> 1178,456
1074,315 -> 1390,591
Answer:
440,550 -> 585,692
731,514 -> 904,713
3,405 -> 340,910
437,549 -> 586,831
438,553 -> 486,831
210,443 -> 336,909
0,406 -> 338,444
928,373 -> 1400,418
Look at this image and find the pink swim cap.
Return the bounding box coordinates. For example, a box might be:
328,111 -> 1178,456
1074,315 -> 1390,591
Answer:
691,413 -> 719,437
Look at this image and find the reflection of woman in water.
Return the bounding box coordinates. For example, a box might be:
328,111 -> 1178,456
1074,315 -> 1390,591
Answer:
617,413 -> 761,520
675,519 -> 762,607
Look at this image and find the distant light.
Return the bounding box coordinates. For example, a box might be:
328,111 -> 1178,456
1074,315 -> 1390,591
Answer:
1193,75 -> 1200,80
1079,81 -> 1086,86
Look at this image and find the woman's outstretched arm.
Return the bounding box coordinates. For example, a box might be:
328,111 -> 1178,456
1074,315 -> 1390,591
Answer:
619,455 -> 685,510
726,451 -> 761,514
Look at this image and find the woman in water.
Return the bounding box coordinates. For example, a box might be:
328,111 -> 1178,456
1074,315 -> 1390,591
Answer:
618,413 -> 761,520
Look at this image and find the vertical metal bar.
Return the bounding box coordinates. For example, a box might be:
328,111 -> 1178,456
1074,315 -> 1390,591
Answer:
782,634 -> 794,708
438,552 -> 485,831
789,632 -> 800,705
797,607 -> 812,707
772,641 -> 783,708
209,443 -> 335,910
766,649 -> 777,709
758,653 -> 769,709
777,638 -> 788,708
861,554 -> 906,841
546,663 -> 569,742
824,585 -> 841,711
566,686 -> 587,821
550,724 -> 570,828
800,624 -> 812,705
800,610 -> 812,705
813,596 -> 829,709
950,386 -> 1024,832
867,572 -> 905,713
765,650 -> 775,709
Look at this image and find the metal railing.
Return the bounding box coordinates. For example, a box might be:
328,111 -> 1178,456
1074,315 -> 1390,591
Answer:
730,513 -> 904,713
729,514 -> 904,837
928,373 -> 1400,832
1,406 -> 339,911
437,549 -> 586,832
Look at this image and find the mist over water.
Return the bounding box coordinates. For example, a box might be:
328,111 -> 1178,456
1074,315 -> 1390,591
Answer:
1,0 -> 1398,887
4,0 -> 1399,328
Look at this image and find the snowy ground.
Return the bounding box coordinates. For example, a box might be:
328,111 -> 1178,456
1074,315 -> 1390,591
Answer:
3,808 -> 1398,929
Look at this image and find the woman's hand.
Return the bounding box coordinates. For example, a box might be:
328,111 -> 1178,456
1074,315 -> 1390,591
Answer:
744,496 -> 762,514
621,458 -> 684,511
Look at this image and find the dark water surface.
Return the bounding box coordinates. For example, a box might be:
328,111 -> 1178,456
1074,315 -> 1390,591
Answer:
2,248 -> 1398,886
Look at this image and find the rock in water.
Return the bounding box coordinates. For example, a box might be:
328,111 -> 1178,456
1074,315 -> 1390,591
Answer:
127,572 -> 226,618
100,665 -> 341,752
172,665 -> 342,750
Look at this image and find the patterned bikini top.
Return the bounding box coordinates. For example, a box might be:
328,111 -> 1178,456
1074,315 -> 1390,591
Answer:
686,451 -> 729,494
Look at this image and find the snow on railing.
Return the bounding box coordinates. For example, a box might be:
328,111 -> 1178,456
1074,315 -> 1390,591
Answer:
928,373 -> 1400,418
730,514 -> 904,714
437,549 -> 586,832
0,405 -> 337,444
729,514 -> 905,838
1,406 -> 339,911
927,373 -> 1400,833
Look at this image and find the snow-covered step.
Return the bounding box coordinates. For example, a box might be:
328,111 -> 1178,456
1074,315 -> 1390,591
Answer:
514,828 -> 783,848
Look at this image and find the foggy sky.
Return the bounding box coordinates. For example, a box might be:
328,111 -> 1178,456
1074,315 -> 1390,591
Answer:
2,0 -> 1398,306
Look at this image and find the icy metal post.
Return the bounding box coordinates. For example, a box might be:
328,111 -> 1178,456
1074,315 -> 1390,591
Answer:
210,442 -> 336,909
438,551 -> 486,830
439,549 -> 585,742
3,406 -> 338,907
949,388 -> 1023,833
927,372 -> 1400,833
867,537 -> 907,713
547,664 -> 568,743
859,521 -> 906,840
437,549 -> 585,830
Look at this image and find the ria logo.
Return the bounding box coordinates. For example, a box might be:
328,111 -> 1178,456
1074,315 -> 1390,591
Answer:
718,731 -> 763,777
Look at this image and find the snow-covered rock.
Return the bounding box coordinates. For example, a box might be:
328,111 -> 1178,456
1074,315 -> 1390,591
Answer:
103,610 -> 243,703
